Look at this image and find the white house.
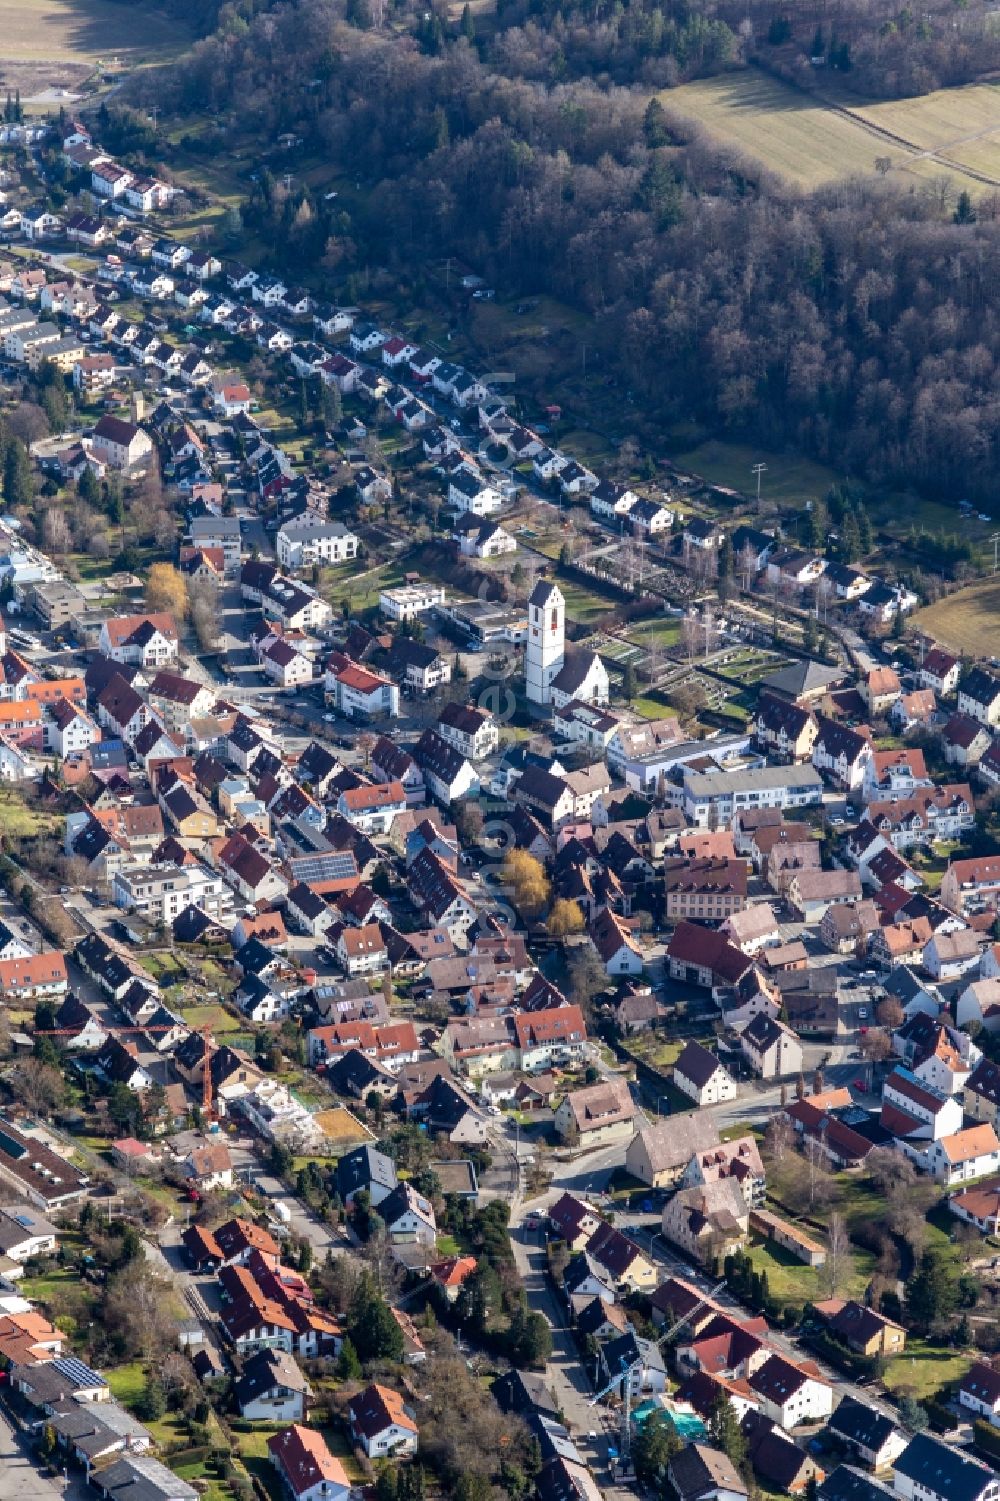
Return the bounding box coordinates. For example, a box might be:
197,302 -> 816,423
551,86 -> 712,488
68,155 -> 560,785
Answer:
892,1434 -> 999,1501
267,1425 -> 349,1501
748,1354 -> 832,1428
923,1123 -> 1000,1186
673,1041 -> 737,1107
236,1350 -> 311,1424
348,1384 -> 418,1458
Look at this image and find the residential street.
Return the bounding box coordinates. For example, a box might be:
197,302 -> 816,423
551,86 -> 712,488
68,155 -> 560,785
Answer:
0,1409 -> 88,1501
507,1124 -> 902,1473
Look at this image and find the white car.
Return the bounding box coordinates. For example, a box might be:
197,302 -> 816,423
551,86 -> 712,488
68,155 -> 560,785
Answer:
323,713 -> 336,722
830,816 -> 845,826
858,1007 -> 869,1019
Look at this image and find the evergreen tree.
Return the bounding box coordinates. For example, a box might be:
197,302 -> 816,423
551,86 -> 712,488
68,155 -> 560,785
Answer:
954,191 -> 977,224
803,615 -> 818,657
347,1272 -> 405,1362
709,1392 -> 747,1471
719,532 -> 733,579
906,1249 -> 958,1333
506,1301 -> 552,1367
3,438 -> 32,507
461,3 -> 475,39
840,509 -> 861,562
78,464 -> 100,506
136,1375 -> 165,1421
857,506 -> 874,554
375,1468 -> 397,1501
642,97 -> 670,148
633,1411 -> 681,1487
807,498 -> 828,551
622,662 -> 638,702
322,381 -> 342,429
639,156 -> 682,228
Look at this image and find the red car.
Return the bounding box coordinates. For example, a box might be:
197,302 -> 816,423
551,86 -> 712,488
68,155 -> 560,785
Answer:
854,1078 -> 866,1090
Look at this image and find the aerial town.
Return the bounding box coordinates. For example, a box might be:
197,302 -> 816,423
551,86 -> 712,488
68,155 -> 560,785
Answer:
0,105 -> 1000,1501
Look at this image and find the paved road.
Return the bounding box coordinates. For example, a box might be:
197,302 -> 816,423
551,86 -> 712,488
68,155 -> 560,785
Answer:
509,1096 -> 906,1446
0,1409 -> 88,1501
227,1140 -> 341,1256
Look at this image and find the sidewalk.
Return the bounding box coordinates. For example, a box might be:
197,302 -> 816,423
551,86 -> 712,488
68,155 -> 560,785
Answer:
0,1407 -> 91,1501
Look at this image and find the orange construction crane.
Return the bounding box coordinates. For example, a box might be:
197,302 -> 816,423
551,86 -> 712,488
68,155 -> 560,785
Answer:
37,1020 -> 218,1118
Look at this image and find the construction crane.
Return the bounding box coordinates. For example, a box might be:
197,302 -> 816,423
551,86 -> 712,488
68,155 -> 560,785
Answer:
37,1021 -> 218,1120
589,1276 -> 727,1476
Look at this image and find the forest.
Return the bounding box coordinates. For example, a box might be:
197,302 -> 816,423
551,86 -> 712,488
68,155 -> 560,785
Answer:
137,0 -> 1000,505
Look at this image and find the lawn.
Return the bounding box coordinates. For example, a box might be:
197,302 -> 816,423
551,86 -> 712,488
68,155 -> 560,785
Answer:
0,0 -> 187,65
319,560 -> 404,614
631,691 -> 678,720
671,436 -> 843,512
0,788 -> 61,839
181,1002 -> 241,1035
851,80 -> 1000,155
631,1036 -> 684,1069
18,1263 -> 80,1305
231,1423 -> 283,1459
911,580 -> 1000,656
556,573 -> 621,627
626,616 -> 682,649
106,1362 -> 147,1408
436,1233 -> 462,1256
558,428 -> 617,468
139,951 -> 188,984
882,1338 -> 973,1402
746,1235 -> 875,1309
659,68 -> 994,196
719,1120 -> 763,1143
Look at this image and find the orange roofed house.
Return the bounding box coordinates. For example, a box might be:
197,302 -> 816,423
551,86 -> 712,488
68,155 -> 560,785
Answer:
268,1425 -> 350,1501
337,780 -> 408,835
0,1308 -> 65,1364
99,612 -> 179,669
0,950 -> 68,1001
348,1383 -> 419,1457
325,656 -> 400,722
0,698 -> 43,749
429,1255 -> 477,1303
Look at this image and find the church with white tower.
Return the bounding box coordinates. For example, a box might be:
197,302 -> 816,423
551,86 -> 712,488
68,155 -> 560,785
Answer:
525,577 -> 609,709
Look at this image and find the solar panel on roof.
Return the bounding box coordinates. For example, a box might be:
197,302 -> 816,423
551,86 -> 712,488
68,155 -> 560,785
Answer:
288,852 -> 357,883
0,1127 -> 26,1159
53,1354 -> 104,1386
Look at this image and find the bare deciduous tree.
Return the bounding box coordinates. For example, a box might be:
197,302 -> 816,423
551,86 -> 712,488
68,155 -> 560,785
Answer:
764,1115 -> 794,1165
860,1027 -> 893,1063
10,1058 -> 64,1116
803,1135 -> 833,1209
826,1211 -> 851,1296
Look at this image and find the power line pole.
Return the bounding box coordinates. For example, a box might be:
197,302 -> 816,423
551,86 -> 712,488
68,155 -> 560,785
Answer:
751,462 -> 767,504
991,532 -> 1000,575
